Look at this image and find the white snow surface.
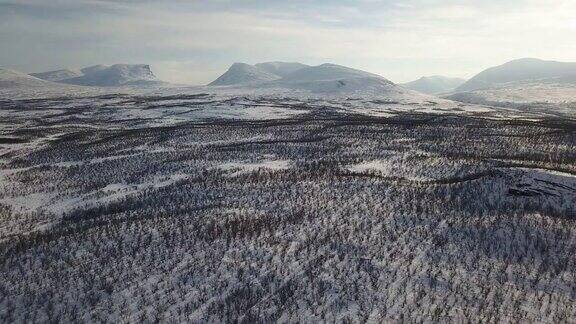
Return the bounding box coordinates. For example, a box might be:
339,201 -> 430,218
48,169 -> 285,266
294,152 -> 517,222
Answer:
218,160 -> 292,176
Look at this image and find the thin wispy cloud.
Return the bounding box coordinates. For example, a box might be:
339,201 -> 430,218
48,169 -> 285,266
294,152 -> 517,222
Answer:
1,0 -> 574,84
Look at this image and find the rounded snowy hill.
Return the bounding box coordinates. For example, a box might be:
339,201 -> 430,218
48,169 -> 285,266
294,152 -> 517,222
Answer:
265,63 -> 399,94
207,62 -> 420,97
277,63 -> 386,83
60,64 -> 162,87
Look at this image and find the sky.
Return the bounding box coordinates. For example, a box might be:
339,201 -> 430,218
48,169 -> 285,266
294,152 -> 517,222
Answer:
1,0 -> 575,85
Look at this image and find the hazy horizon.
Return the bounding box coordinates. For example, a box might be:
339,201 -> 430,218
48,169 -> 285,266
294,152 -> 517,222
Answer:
1,0 -> 575,85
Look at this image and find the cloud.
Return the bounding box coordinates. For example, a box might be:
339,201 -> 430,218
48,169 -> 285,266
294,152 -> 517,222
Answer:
1,0 -> 575,84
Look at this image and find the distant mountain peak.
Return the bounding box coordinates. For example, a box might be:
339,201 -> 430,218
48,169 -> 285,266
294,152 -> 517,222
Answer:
208,61 -> 406,95
31,64 -> 163,87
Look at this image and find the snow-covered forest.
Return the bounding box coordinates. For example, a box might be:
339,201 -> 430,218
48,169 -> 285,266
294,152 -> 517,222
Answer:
0,92 -> 575,322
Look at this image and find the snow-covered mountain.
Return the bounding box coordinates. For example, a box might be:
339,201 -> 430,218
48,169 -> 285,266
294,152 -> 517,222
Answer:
60,64 -> 162,86
401,76 -> 466,95
456,58 -> 576,92
31,64 -> 164,87
209,62 -> 411,95
30,69 -> 83,82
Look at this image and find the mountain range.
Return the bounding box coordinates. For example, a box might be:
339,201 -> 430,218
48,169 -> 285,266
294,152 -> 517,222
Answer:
2,58 -> 576,102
